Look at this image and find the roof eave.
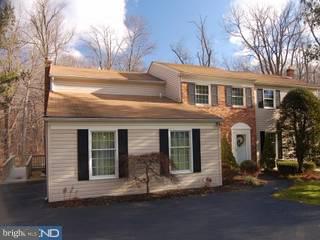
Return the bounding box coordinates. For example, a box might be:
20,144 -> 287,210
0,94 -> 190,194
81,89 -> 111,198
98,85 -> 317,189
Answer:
44,116 -> 222,123
50,74 -> 166,85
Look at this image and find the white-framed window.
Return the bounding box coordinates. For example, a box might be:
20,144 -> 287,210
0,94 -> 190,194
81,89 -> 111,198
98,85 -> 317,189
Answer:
263,89 -> 275,108
195,85 -> 209,105
232,87 -> 245,106
169,130 -> 193,174
89,130 -> 118,179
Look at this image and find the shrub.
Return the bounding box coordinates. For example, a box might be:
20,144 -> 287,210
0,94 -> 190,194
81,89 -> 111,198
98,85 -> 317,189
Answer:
222,162 -> 239,184
221,136 -> 239,184
303,161 -> 316,171
243,176 -> 263,186
260,133 -> 276,171
240,160 -> 258,175
277,160 -> 316,175
277,160 -> 298,175
221,136 -> 238,169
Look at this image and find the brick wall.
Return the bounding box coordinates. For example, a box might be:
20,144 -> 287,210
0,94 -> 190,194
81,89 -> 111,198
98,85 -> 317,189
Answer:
182,82 -> 257,161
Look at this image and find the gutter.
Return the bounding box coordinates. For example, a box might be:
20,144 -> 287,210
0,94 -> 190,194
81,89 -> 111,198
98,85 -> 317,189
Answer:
50,75 -> 165,85
44,116 -> 223,123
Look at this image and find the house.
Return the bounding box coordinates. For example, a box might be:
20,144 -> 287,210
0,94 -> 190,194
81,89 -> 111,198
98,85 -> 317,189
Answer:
45,61 -> 319,202
45,64 -> 222,202
148,62 -> 320,163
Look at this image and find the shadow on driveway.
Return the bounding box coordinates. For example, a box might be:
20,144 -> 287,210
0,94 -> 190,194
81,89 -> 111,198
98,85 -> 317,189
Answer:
0,179 -> 320,240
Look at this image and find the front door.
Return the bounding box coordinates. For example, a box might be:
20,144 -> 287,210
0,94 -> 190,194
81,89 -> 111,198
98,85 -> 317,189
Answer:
236,134 -> 247,163
231,123 -> 252,164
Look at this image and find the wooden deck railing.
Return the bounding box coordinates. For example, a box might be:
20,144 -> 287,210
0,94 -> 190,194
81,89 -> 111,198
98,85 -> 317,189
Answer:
0,155 -> 15,181
31,155 -> 46,169
25,154 -> 46,179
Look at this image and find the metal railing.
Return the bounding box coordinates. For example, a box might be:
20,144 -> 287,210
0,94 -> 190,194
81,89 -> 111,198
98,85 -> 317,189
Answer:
0,155 -> 15,181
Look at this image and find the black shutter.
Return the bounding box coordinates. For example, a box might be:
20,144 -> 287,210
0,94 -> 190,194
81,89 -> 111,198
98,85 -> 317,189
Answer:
260,131 -> 265,159
275,90 -> 281,109
78,129 -> 89,181
225,86 -> 232,106
246,88 -> 253,107
159,129 -> 169,175
257,89 -> 264,108
192,129 -> 201,172
188,83 -> 195,105
211,84 -> 218,106
118,129 -> 128,178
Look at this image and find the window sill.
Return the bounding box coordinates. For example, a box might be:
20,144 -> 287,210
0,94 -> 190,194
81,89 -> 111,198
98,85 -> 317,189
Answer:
195,103 -> 211,107
89,175 -> 118,180
232,105 -> 246,109
170,170 -> 193,175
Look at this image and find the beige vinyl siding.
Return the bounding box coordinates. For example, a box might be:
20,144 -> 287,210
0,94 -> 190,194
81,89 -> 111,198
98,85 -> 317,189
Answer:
52,79 -> 165,97
128,129 -> 159,155
255,87 -> 288,160
47,123 -> 221,202
148,63 -> 181,102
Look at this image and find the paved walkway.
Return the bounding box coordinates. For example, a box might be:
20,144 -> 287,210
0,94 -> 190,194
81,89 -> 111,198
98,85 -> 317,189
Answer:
0,179 -> 320,240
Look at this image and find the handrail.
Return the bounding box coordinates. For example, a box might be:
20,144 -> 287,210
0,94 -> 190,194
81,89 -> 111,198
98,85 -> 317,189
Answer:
26,155 -> 33,179
0,155 -> 15,181
25,155 -> 32,166
1,155 -> 15,167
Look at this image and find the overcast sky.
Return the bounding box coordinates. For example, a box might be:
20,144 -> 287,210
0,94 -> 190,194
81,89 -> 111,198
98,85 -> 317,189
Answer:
13,0 -> 290,67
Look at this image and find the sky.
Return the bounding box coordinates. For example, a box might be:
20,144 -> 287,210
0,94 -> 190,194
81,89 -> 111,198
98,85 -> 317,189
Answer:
13,0 -> 290,68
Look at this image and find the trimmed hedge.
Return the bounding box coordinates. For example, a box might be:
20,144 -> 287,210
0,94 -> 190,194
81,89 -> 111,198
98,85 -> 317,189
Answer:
240,160 -> 258,175
277,160 -> 316,175
303,161 -> 316,171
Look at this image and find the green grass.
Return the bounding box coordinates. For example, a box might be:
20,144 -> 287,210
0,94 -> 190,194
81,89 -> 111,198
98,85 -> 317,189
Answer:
273,180 -> 320,205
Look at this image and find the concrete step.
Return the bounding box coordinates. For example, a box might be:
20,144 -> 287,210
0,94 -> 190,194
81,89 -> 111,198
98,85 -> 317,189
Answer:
4,167 -> 27,183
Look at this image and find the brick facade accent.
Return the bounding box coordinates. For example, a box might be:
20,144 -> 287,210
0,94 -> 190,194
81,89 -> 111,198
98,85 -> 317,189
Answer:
182,82 -> 257,161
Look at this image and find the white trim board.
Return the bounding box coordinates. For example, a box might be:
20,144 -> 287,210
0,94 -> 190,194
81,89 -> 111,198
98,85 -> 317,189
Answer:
48,121 -> 219,130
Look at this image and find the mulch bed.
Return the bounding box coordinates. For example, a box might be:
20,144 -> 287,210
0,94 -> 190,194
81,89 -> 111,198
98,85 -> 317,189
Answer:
299,171 -> 320,181
49,178 -> 263,208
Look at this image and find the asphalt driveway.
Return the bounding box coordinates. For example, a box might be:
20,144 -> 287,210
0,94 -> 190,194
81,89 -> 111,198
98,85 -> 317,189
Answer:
0,179 -> 320,240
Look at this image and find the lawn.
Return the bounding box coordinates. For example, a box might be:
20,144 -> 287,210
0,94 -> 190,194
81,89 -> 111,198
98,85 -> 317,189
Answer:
274,180 -> 320,205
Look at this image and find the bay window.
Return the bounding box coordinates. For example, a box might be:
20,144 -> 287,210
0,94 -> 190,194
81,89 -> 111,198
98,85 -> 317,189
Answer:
169,130 -> 192,173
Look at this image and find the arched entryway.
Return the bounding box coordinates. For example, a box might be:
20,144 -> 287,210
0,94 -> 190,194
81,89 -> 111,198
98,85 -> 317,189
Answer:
231,123 -> 251,163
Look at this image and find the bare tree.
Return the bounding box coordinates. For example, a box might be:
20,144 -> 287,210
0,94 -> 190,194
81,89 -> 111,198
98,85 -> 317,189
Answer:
222,55 -> 259,72
83,25 -> 124,70
26,0 -> 73,63
0,2 -> 20,161
119,16 -> 155,71
170,40 -> 193,64
303,0 -> 320,47
129,152 -> 175,194
224,1 -> 304,75
170,16 -> 215,66
192,16 -> 215,67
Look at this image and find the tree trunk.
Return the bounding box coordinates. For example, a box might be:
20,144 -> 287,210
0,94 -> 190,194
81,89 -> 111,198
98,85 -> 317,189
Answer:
297,158 -> 303,173
20,76 -> 31,163
146,166 -> 150,194
3,106 -> 10,160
